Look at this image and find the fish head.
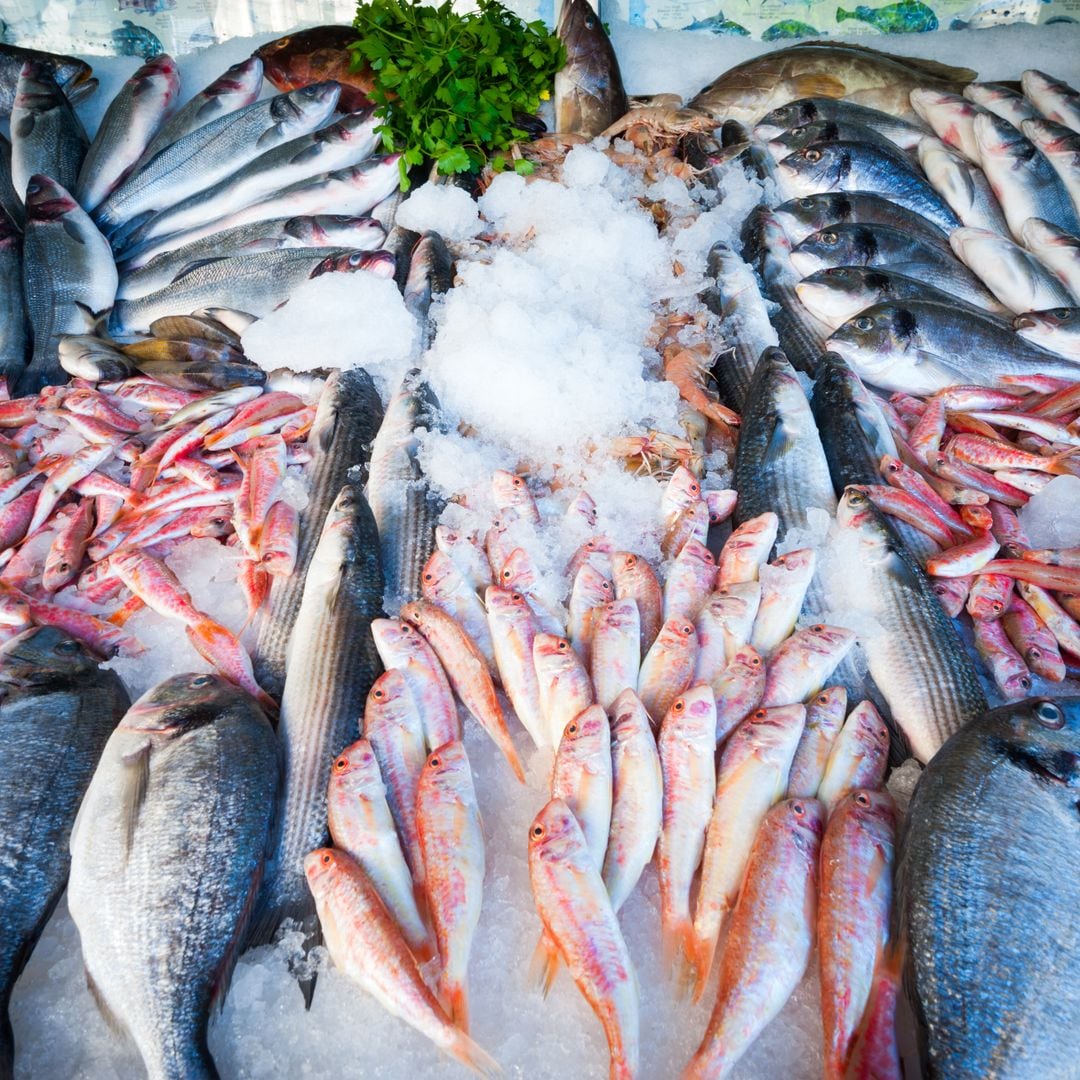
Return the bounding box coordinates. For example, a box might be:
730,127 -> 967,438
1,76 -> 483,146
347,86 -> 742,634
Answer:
656,616 -> 698,654
1013,307 -> 1080,347
807,685 -> 847,730
14,60 -> 65,108
365,668 -> 414,724
484,585 -> 535,625
285,214 -> 382,248
801,622 -> 857,659
0,589 -> 31,629
571,562 -> 614,608
529,797 -> 589,863
611,551 -> 646,589
534,633 -> 578,672
772,547 -> 817,581
984,697 -> 1080,786
827,304 -> 917,383
796,267 -> 887,326
777,143 -> 845,198
729,644 -> 765,680
304,847 -> 345,894
609,689 -> 650,742
500,547 -> 537,592
973,110 -> 1025,158
675,539 -> 714,568
766,120 -> 836,159
24,175 -> 78,222
492,469 -> 530,509
0,624 -> 99,684
773,193 -> 851,243
754,99 -> 821,141
121,672 -> 241,733
1021,117 -> 1080,155
557,0 -> 615,84
273,80 -> 341,133
557,704 -> 608,755
310,249 -> 396,280
255,25 -> 361,93
422,739 -> 473,796
792,225 -> 874,277
666,683 -> 716,740
420,550 -> 464,601
595,598 -> 638,635
664,466 -> 701,510
329,737 -> 382,792
848,700 -> 891,753
777,796 -> 825,856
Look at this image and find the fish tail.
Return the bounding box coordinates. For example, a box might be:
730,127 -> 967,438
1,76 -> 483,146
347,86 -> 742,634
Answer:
107,595 -> 145,627
690,928 -> 720,1004
443,977 -> 471,1034
410,926 -> 437,965
528,930 -> 560,997
497,730 -> 526,784
661,915 -> 697,993
446,1028 -> 501,1078
1047,446 -> 1080,474
836,6 -> 852,18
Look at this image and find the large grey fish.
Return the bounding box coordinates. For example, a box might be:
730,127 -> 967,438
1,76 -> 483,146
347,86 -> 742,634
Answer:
833,487 -> 987,762
789,222 -> 1003,312
1021,117 -> 1080,215
897,695 -> 1080,1078
765,118 -> 912,162
96,83 -> 340,236
554,0 -> 627,138
826,298 -> 1080,394
124,110 -> 380,250
18,175 -> 116,395
753,96 -> 929,149
68,673 -> 277,1080
810,350 -> 897,493
109,248 -> 394,335
733,346 -> 836,540
118,156 -> 403,271
250,480 -> 383,1006
254,366 -> 384,698
699,240 -> 778,411
10,61 -> 89,199
0,45 -> 94,115
0,210 -> 27,382
116,214 -> 386,300
367,369 -> 447,610
772,191 -> 947,248
136,57 -> 264,168
916,135 -> 1011,236
796,266 -> 1010,332
403,231 -> 453,351
0,627 -> 128,1077
0,136 -> 23,228
777,142 -> 960,234
74,54 -> 181,213
1022,68 -> 1080,134
973,111 -> 1080,240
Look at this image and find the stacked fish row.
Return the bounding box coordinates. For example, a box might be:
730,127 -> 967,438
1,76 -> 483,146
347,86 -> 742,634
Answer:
1,51 -> 401,394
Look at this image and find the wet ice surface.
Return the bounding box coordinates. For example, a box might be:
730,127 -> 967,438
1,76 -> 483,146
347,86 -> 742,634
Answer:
1017,475 -> 1080,548
396,183 -> 485,241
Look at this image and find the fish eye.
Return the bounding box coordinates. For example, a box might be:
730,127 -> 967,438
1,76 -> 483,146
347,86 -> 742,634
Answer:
811,624 -> 825,633
854,316 -> 874,331
689,481 -> 700,495
191,674 -> 213,686
790,126 -> 806,137
820,231 -> 838,246
566,722 -> 578,735
803,148 -> 822,163
501,568 -> 513,581
601,580 -> 612,592
673,700 -> 685,713
55,639 -> 79,654
585,14 -> 596,27
752,708 -> 767,720
511,592 -> 523,602
1035,700 -> 1064,728
681,624 -> 693,635
1019,676 -> 1032,690
512,476 -> 524,487
792,801 -> 805,816
423,572 -> 433,582
623,554 -> 636,567
855,792 -> 870,807
557,639 -> 568,651
321,851 -> 332,865
348,252 -> 365,266
1053,308 -> 1073,320
333,757 -> 348,771
750,656 -> 761,666
428,755 -> 441,768
817,693 -> 828,705
798,198 -> 814,208
532,823 -> 544,838
373,687 -> 385,700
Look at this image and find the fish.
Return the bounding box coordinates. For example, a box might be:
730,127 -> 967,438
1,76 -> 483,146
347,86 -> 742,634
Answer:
326,738 -> 433,961
555,0 -> 628,138
765,118 -> 916,162
10,61 -> 89,198
816,700 -> 890,813
1022,68 -> 1080,134
787,685 -> 848,797
535,632 -> 596,750
68,673 -> 277,1080
111,247 -> 393,335
908,89 -> 986,163
755,98 -> 929,151
0,627 -> 128,1076
1021,118 -> 1080,216
0,134 -> 23,228
74,54 -> 180,212
761,20 -> 820,40
403,231 -> 454,350
733,347 -> 836,541
368,369 -> 447,610
827,299 -> 1080,394
752,548 -> 817,655
0,210 -> 26,382
1021,217 -> 1080,302
18,176 -> 117,394
688,41 -> 974,125
896,696 -> 1080,1079
551,703 -> 612,875
761,623 -> 857,707
0,44 -> 94,115
833,487 -> 987,761
771,191 -> 945,251
836,0 -> 938,32
529,798 -> 639,1079
1013,306 -> 1080,358
685,798 -> 823,1078
916,136 -> 1012,235
486,585 -> 548,748
97,83 -> 341,235
819,789 -> 896,1080
251,480 -> 384,1004
416,740 -> 485,1032
692,703 -> 806,996
694,583 -> 762,679
590,599 -> 641,712
777,142 -> 960,233
304,848 -> 498,1075
612,552 -> 662,655
137,56 -> 265,167
256,25 -> 377,112
602,689 -> 662,913
637,617 -> 697,726
964,81 -> 1040,128
683,12 -> 751,35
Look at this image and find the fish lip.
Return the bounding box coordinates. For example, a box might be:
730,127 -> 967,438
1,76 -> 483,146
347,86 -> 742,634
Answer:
1012,314 -> 1037,330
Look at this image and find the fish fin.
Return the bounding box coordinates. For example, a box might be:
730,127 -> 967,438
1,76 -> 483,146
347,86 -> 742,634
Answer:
170,257 -> 231,284
67,77 -> 100,106
443,977 -> 471,1034
119,740 -> 151,861
690,927 -> 720,1004
1047,446 -> 1079,474
762,413 -> 796,467
528,931 -> 560,997
244,895 -> 322,1008
107,595 -> 145,627
447,1029 -> 502,1078
73,302 -> 111,336
85,967 -> 127,1038
212,861 -> 265,1014
898,55 -> 977,82
62,218 -> 88,246
790,74 -> 846,99
288,143 -> 324,166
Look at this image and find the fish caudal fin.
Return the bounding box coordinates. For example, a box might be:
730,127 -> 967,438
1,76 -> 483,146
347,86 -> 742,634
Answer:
443,977 -> 471,1034
691,929 -> 720,1004
661,915 -> 698,996
529,931 -> 560,997
447,1029 -> 501,1078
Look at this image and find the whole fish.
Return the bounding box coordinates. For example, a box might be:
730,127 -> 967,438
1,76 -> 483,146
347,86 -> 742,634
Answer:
611,551 -> 663,655
256,25 -> 377,112
826,299 -> 1080,394
529,798 -> 639,1080
535,632 -> 595,749
551,704 -> 612,873
686,798 -> 824,1078
590,599 -> 641,712
964,81 -> 1040,128
110,248 -> 394,335
834,488 -> 986,761
251,480 -> 384,1005
734,347 -> 836,540
695,583 -> 762,672
403,230 -> 454,350
777,142 -> 960,233
602,689 -> 662,913
486,585 -> 547,748
819,789 -> 896,1080
0,210 -> 26,382
689,42 -> 974,124
817,700 -> 890,814
19,176 -> 116,394
555,0 -> 627,138
637,617 -> 697,726
420,550 -> 495,674
68,673 -> 277,1080
127,110 -> 380,248
368,369 -> 446,609
97,83 -> 340,235
10,61 -> 88,198
1023,68 -> 1080,133
417,740 -> 485,1033
0,627 -> 128,1076
304,848 -> 498,1075
74,54 -> 180,212
752,548 -> 817,655
771,191 -> 946,247
916,136 -> 1011,235
787,685 -> 847,797
754,96 -> 929,149
0,44 -> 94,115
896,696 -> 1080,1079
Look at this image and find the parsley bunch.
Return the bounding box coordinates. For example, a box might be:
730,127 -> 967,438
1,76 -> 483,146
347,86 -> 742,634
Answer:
351,0 -> 565,188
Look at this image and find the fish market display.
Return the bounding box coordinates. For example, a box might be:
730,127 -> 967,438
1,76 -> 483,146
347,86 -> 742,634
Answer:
3,28 -> 1080,1080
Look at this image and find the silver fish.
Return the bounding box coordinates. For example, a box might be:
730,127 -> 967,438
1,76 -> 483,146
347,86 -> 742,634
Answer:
754,96 -> 929,150
1021,117 -> 1080,216
0,209 -> 27,381
916,135 -> 1011,236
772,190 -> 948,248
1022,68 -> 1080,133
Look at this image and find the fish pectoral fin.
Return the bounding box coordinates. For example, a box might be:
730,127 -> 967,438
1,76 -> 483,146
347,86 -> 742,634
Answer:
85,966 -> 128,1039
763,414 -> 796,466
61,218 -> 88,246
790,74 -> 847,99
288,143 -> 324,167
119,739 -> 152,861
170,257 -> 229,284
528,930 -> 560,998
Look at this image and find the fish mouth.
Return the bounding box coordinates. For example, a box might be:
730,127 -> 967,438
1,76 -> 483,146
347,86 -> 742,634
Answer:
789,251 -> 819,277
1012,314 -> 1037,330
